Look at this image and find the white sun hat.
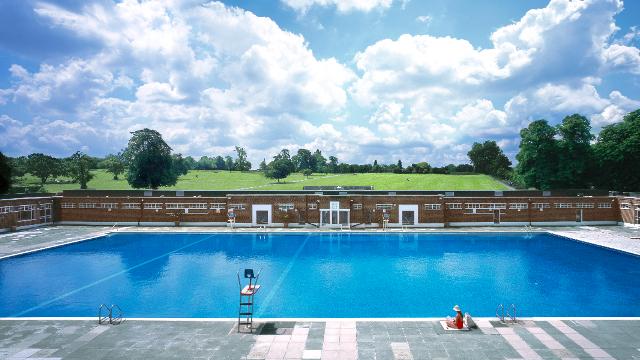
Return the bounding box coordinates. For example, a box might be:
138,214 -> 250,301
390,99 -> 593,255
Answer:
453,305 -> 461,312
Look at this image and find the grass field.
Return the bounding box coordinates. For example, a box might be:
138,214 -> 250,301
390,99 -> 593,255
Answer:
13,169 -> 509,192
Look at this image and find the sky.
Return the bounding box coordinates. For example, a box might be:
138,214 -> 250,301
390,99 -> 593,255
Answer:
0,0 -> 639,167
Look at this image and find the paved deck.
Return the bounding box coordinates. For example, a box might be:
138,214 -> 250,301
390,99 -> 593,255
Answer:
1,319 -> 639,359
0,225 -> 639,359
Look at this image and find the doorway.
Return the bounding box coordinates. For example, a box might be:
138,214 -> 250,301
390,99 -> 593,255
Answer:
252,205 -> 272,226
398,204 -> 418,226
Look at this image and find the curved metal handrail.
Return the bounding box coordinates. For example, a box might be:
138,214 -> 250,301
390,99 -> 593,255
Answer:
496,303 -> 504,322
98,304 -> 110,324
110,304 -> 124,325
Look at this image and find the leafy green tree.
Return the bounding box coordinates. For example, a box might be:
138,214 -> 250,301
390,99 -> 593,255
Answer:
515,120 -> 560,190
124,128 -> 178,189
233,146 -> 252,171
196,156 -> 214,170
9,156 -> 28,177
328,156 -> 338,173
183,156 -> 197,170
556,114 -> 594,188
224,156 -> 234,171
467,140 -> 512,178
26,153 -> 62,185
312,149 -> 326,172
172,154 -> 189,176
0,152 -> 11,194
292,148 -> 314,172
67,151 -> 94,189
593,109 -> 640,191
215,156 -> 226,170
102,153 -> 126,180
259,158 -> 267,171
265,151 -> 294,182
303,169 -> 313,178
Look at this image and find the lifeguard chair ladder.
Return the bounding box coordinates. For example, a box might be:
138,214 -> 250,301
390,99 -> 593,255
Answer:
237,268 -> 261,332
228,209 -> 236,228
382,210 -> 390,230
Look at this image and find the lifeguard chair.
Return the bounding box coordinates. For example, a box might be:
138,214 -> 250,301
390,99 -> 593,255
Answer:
228,208 -> 236,228
382,209 -> 390,230
237,268 -> 261,332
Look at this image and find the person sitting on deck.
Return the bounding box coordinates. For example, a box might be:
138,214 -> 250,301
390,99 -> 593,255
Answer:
446,305 -> 464,329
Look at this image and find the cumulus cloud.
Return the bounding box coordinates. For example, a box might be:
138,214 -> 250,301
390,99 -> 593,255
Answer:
281,0 -> 393,13
1,0 -> 639,167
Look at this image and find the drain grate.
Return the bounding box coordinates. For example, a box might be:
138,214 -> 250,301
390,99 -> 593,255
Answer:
256,322 -> 295,335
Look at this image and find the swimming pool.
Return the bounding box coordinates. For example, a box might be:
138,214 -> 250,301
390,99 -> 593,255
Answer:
0,232 -> 638,318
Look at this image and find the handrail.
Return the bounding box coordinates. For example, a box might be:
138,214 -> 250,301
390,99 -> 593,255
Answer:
110,304 -> 124,324
507,304 -> 517,322
496,304 -> 504,322
98,304 -> 110,324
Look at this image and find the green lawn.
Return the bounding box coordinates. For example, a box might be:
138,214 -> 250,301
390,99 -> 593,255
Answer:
13,169 -> 509,192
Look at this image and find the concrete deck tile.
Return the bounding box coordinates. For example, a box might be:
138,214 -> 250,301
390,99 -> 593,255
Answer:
302,349 -> 321,359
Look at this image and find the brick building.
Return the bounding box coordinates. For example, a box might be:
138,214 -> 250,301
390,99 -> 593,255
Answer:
1,189 -> 638,232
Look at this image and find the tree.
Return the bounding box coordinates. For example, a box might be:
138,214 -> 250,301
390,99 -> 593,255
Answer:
26,153 -> 62,185
124,128 -> 178,189
303,169 -> 313,178
372,160 -> 380,173
102,153 -> 126,180
467,140 -> 512,178
292,149 -> 314,172
172,154 -> 189,176
183,156 -> 197,170
224,156 -> 234,171
556,114 -> 595,188
593,109 -> 640,191
214,156 -> 226,170
234,146 -> 252,171
197,156 -> 214,170
259,158 -> 267,171
67,151 -> 95,189
515,120 -> 560,190
0,152 -> 11,194
9,156 -> 28,177
313,149 -> 326,172
328,156 -> 338,173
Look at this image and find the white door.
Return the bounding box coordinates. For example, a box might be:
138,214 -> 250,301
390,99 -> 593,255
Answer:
252,204 -> 272,226
398,204 -> 418,226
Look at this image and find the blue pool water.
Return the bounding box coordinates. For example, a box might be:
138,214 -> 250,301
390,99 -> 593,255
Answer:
0,232 -> 638,318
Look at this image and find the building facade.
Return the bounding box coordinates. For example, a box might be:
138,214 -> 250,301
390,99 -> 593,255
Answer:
1,190 -> 638,232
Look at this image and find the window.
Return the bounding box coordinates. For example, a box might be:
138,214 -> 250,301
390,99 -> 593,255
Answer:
0,206 -> 11,214
574,203 -> 594,209
532,203 -> 550,209
509,203 -> 528,210
78,203 -> 97,209
424,204 -> 441,210
620,203 -> 631,210
18,204 -> 36,222
376,204 -> 393,210
229,203 -> 246,210
166,203 -> 208,210
210,203 -> 226,210
278,203 -> 295,211
61,203 -> 76,209
597,203 -> 612,209
447,203 -> 462,210
144,203 -> 163,210
353,203 -> 363,210
122,203 -> 141,209
555,203 -> 572,209
100,203 -> 118,209
465,203 -> 506,210
308,203 -> 317,210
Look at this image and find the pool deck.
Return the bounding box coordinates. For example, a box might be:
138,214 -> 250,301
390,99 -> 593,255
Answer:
0,225 -> 639,359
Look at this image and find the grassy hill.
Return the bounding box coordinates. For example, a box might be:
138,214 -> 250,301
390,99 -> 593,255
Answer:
12,169 -> 509,193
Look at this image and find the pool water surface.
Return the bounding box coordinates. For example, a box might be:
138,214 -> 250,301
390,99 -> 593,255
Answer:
0,232 -> 638,318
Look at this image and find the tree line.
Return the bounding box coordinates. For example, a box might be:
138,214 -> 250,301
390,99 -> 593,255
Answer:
0,108 -> 638,193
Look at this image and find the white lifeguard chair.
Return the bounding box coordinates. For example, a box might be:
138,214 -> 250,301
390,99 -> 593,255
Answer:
382,209 -> 390,230
228,208 -> 236,228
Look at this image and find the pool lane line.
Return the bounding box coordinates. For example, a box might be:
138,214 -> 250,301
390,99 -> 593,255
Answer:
254,233 -> 312,318
11,233 -> 220,317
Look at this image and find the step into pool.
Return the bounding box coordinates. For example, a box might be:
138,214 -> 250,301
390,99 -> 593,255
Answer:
1,232 -> 638,318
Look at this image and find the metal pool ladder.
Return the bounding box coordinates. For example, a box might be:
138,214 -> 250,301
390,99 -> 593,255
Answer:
237,268 -> 261,333
98,304 -> 124,325
496,303 -> 517,323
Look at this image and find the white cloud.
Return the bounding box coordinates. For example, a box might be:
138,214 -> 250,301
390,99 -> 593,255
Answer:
281,0 -> 393,13
415,15 -> 432,24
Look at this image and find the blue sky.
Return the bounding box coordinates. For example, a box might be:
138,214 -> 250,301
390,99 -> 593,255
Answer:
1,0 -> 639,167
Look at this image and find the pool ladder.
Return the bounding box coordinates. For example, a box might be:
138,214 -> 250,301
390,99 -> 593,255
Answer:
496,303 -> 517,323
98,304 -> 124,325
237,269 -> 261,333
